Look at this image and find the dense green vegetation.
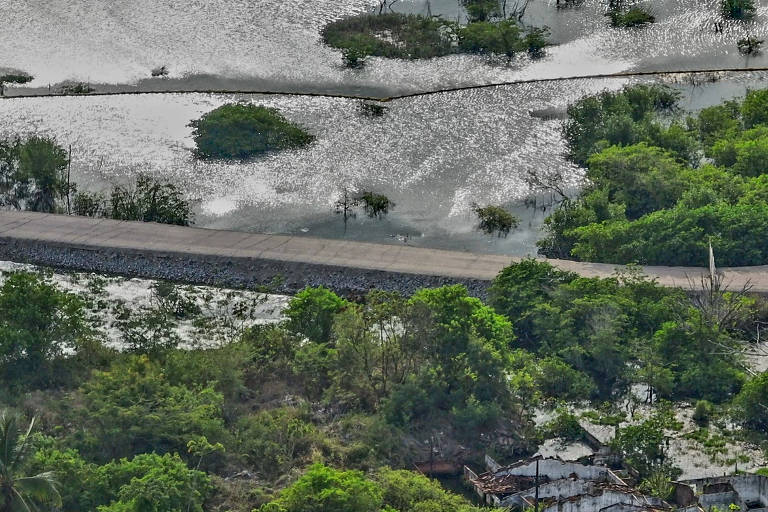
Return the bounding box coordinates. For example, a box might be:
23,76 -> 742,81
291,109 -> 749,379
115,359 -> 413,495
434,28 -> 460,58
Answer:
606,6 -> 655,28
0,136 -> 71,213
1,257 -> 767,509
721,0 -> 756,20
0,135 -> 191,224
190,104 -> 314,159
539,85 -> 768,266
321,12 -> 549,67
74,173 -> 192,226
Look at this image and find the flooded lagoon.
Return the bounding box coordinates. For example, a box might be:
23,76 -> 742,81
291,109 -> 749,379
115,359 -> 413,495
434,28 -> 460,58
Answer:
3,0 -> 768,253
2,0 -> 768,95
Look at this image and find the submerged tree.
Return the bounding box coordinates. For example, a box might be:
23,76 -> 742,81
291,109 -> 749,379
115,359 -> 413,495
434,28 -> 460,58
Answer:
472,203 -> 519,237
0,72 -> 32,97
0,412 -> 61,512
334,188 -> 395,229
109,173 -> 192,226
0,136 -> 70,213
722,0 -> 756,20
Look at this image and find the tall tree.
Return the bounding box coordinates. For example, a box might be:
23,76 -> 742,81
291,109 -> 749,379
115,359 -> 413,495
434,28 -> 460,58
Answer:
0,412 -> 60,512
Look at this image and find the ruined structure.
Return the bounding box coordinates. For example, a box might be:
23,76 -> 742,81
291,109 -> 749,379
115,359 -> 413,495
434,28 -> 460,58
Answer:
465,455 -> 671,511
677,475 -> 768,511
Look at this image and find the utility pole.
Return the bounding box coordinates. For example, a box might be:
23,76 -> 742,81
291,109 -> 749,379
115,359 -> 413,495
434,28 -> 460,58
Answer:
67,144 -> 72,215
534,458 -> 539,512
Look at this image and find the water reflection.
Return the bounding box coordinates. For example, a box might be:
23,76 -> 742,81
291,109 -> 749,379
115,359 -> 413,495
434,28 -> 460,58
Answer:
1,0 -> 767,96
1,74 -> 765,254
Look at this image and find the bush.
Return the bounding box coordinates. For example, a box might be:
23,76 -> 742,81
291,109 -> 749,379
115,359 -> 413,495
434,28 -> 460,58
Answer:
359,191 -> 395,218
472,203 -> 519,237
607,6 -> 655,27
108,173 -> 192,225
237,408 -> 320,480
59,82 -> 94,94
692,400 -> 714,426
321,12 -> 549,64
284,286 -> 348,343
78,355 -> 228,460
738,36 -> 763,55
322,13 -> 457,61
458,20 -> 523,58
722,0 -> 756,19
189,104 -> 314,159
0,271 -> 87,388
543,409 -> 583,441
258,464 -> 383,512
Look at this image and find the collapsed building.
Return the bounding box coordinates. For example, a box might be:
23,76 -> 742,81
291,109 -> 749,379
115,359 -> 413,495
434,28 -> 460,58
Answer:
675,475 -> 768,511
465,455 -> 671,511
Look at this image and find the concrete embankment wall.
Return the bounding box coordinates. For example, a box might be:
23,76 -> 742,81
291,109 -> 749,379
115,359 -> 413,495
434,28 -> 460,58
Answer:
0,237 -> 491,299
2,212 -> 767,298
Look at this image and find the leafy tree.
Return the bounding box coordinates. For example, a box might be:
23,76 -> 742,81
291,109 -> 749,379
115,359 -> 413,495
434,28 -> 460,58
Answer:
733,371 -> 768,430
16,137 -> 70,213
359,191 -> 395,218
562,84 -> 679,166
0,271 -> 87,387
697,101 -> 742,150
489,259 -> 576,339
332,292 -> 422,410
258,464 -> 384,512
382,285 -> 514,425
585,143 -> 686,219
0,412 -> 60,512
462,0 -> 501,22
0,137 -> 70,212
108,173 -> 191,225
190,104 -> 314,159
534,357 -> 596,400
471,203 -> 519,237
284,287 -> 348,343
458,20 -> 523,58
31,446 -> 211,512
742,88 -> 768,129
375,467 -> 483,511
77,355 -> 227,460
95,453 -> 212,512
612,405 -> 681,478
236,408 -> 320,480
569,202 -> 768,266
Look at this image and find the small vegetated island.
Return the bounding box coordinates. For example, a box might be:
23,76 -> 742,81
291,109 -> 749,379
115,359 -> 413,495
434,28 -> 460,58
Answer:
189,103 -> 315,159
321,0 -> 550,67
538,84 -> 768,267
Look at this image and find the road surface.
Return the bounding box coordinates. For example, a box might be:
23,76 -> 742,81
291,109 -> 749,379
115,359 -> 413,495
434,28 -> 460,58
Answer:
0,211 -> 766,293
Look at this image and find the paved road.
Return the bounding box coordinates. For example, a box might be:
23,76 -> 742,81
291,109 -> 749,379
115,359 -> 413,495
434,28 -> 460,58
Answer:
0,211 -> 766,292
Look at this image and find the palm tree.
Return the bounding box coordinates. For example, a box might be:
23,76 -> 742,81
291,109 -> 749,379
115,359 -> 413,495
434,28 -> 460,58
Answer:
0,411 -> 60,512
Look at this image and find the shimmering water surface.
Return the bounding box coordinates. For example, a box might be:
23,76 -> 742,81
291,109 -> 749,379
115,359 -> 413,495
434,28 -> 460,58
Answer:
2,0 -> 768,94
1,74 -> 767,254
2,0 -> 768,253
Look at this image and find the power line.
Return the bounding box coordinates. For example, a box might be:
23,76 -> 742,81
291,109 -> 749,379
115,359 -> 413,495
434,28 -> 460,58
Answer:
2,66 -> 768,103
